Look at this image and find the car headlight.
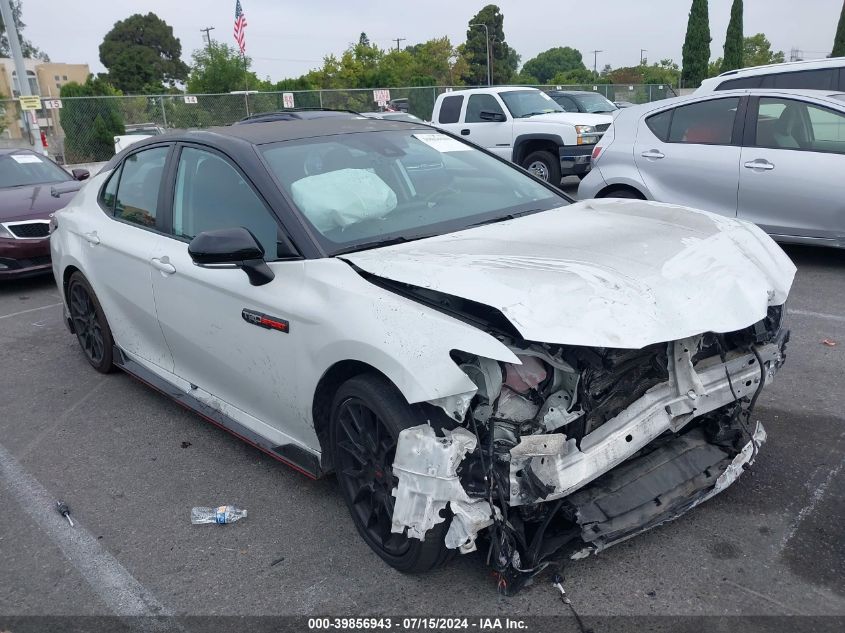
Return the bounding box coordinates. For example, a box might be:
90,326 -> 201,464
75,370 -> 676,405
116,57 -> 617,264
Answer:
576,125 -> 599,145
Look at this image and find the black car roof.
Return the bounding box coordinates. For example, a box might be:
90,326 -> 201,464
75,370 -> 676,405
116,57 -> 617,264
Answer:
548,90 -> 597,96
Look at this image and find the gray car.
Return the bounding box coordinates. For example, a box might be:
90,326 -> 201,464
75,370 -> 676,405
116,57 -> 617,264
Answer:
578,89 -> 845,248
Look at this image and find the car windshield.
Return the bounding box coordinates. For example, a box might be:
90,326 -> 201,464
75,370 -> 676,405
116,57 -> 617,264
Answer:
499,90 -> 565,118
0,153 -> 71,188
260,129 -> 567,255
573,93 -> 618,113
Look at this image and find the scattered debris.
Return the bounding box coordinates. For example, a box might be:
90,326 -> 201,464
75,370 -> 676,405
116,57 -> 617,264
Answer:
56,500 -> 74,527
180,441 -> 192,449
191,505 -> 247,524
821,339 -> 837,347
270,556 -> 285,567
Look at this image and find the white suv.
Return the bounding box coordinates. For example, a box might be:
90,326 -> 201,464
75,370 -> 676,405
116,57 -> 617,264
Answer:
696,57 -> 845,93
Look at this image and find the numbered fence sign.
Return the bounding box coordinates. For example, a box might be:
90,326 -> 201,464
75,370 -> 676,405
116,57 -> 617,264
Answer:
43,99 -> 63,109
184,95 -> 198,104
282,92 -> 295,108
373,89 -> 391,104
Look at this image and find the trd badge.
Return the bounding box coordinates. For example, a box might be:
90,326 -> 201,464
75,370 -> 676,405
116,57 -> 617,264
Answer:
242,309 -> 289,333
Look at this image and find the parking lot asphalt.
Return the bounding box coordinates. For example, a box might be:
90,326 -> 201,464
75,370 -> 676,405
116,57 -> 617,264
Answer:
1,234 -> 843,622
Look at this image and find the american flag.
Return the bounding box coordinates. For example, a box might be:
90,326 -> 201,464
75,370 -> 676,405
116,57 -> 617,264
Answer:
233,0 -> 247,54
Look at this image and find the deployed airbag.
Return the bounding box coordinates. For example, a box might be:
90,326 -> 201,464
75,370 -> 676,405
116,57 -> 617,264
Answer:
290,168 -> 397,232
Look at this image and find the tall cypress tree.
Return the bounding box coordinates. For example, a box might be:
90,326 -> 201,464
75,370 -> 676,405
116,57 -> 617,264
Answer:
720,0 -> 744,72
833,1 -> 845,57
682,0 -> 712,87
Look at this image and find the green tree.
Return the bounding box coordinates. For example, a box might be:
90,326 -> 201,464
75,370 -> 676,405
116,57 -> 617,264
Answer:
461,5 -> 519,84
59,76 -> 125,162
720,0 -> 743,73
549,67 -> 595,85
99,13 -> 188,93
187,42 -> 261,94
681,0 -> 711,87
832,1 -> 845,57
521,47 -> 585,84
0,1 -> 48,61
743,33 -> 785,67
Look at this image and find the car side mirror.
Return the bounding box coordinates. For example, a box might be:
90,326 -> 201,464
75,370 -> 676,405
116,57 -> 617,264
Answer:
188,227 -> 275,286
71,168 -> 90,181
479,110 -> 506,122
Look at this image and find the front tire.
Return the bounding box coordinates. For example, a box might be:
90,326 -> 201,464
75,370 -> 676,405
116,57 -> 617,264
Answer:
521,150 -> 561,186
67,272 -> 115,373
331,374 -> 453,573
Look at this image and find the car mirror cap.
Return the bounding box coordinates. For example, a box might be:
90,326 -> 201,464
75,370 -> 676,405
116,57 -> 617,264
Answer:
71,168 -> 90,181
188,227 -> 265,265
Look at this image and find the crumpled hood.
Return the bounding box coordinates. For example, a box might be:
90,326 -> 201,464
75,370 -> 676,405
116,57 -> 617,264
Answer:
521,112 -> 613,127
342,199 -> 796,349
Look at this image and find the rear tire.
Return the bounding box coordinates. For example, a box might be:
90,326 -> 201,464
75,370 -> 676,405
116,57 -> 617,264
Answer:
602,187 -> 645,199
67,272 -> 115,373
521,150 -> 561,186
331,373 -> 453,573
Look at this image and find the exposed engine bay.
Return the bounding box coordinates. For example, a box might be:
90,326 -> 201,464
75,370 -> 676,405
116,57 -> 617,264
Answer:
389,305 -> 788,594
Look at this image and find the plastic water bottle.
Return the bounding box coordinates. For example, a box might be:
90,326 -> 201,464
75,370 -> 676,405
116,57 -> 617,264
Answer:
191,505 -> 247,525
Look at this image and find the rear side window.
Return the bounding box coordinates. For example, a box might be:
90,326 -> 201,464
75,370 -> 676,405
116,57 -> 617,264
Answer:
716,76 -> 762,90
645,110 -> 672,141
438,95 -> 464,124
667,98 -> 739,144
760,68 -> 837,90
113,146 -> 169,228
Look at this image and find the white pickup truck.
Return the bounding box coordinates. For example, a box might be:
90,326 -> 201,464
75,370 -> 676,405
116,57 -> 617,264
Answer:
431,87 -> 613,184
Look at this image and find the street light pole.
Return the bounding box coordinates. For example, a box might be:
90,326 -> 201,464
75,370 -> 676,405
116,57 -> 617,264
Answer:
469,23 -> 491,86
640,49 -> 648,65
0,0 -> 44,154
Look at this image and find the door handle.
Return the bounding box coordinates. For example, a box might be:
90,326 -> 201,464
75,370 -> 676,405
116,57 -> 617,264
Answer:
744,159 -> 774,171
83,231 -> 100,245
150,257 -> 176,275
640,150 -> 665,159
460,129 -> 470,136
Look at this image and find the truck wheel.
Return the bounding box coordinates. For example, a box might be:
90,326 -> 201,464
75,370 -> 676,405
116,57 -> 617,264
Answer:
522,151 -> 561,185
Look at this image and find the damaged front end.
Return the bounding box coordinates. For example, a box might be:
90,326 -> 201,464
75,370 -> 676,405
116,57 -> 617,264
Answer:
390,306 -> 788,594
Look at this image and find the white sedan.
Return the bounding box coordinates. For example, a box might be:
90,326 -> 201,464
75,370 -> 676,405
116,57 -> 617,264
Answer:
50,116 -> 795,593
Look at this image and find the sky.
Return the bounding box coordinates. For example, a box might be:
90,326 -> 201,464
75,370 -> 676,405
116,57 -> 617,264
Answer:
21,0 -> 845,82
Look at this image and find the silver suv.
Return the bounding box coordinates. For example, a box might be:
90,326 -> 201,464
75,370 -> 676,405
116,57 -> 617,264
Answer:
578,89 -> 845,248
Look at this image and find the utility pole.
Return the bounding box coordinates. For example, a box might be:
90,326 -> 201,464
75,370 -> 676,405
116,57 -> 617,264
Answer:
640,49 -> 648,65
200,26 -> 215,54
591,49 -> 603,74
392,37 -> 406,52
0,0 -> 44,154
470,23 -> 491,86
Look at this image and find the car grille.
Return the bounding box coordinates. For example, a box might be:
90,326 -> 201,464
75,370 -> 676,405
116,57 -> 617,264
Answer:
5,221 -> 50,239
596,123 -> 611,133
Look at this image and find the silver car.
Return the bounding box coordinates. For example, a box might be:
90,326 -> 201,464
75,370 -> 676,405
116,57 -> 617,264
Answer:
578,89 -> 845,248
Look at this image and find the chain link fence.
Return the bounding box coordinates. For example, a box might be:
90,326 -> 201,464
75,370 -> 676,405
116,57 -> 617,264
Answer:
0,84 -> 677,165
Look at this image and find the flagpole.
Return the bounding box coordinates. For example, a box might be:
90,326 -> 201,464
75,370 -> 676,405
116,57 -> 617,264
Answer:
242,51 -> 250,117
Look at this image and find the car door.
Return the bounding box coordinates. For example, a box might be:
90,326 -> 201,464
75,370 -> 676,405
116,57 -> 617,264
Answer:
738,96 -> 845,241
634,96 -> 744,217
459,93 -> 513,159
148,145 -> 311,447
84,145 -> 174,372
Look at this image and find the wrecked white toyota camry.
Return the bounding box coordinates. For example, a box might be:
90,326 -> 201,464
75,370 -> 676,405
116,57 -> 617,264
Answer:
50,118 -> 795,593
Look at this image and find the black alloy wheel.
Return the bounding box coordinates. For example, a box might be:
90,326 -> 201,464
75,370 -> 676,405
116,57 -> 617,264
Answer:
67,272 -> 114,372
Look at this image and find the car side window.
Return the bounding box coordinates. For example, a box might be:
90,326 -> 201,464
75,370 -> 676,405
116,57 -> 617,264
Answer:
755,97 -> 845,154
645,109 -> 672,141
666,97 -> 739,145
465,94 -> 505,122
114,146 -> 168,228
716,76 -> 762,90
99,164 -> 122,213
760,68 -> 837,90
438,95 -> 464,124
172,147 -> 284,260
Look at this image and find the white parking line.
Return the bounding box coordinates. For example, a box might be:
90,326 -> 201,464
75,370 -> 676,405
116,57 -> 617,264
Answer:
0,302 -> 62,320
788,308 -> 845,324
0,441 -> 170,617
780,454 -> 844,551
